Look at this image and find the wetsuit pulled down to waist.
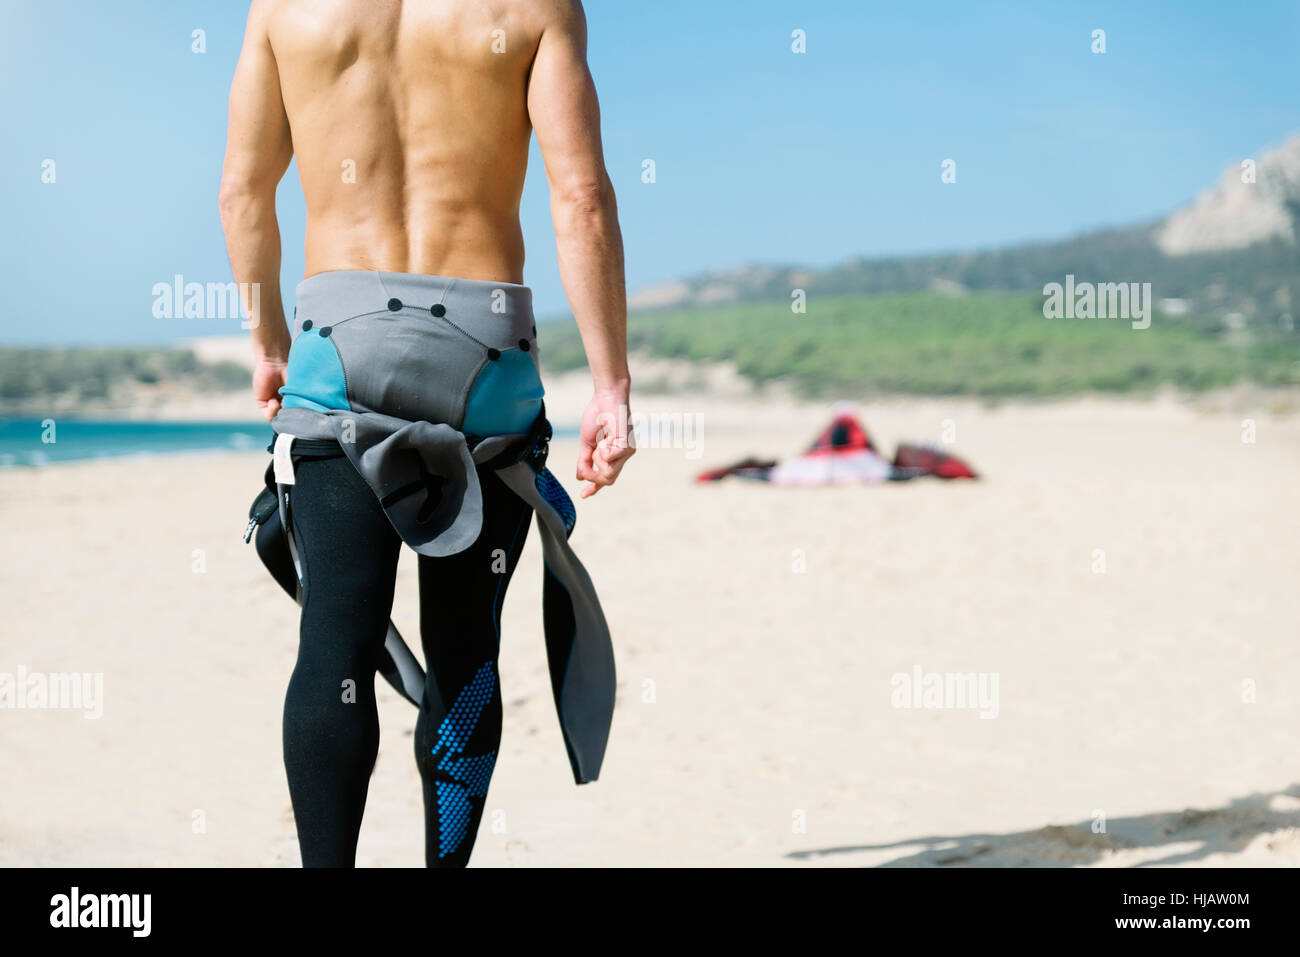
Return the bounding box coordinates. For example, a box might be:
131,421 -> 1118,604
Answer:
271,270 -> 547,558
278,269 -> 544,438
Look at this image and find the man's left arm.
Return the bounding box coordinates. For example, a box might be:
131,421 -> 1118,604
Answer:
219,0 -> 293,421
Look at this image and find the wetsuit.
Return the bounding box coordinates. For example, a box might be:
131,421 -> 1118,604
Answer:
263,270 -> 614,868
284,452 -> 531,867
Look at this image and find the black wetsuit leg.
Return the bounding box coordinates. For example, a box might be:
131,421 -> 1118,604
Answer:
415,466 -> 533,868
281,454 -> 401,867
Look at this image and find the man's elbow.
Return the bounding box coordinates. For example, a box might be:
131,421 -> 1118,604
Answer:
218,174 -> 274,230
555,177 -> 617,218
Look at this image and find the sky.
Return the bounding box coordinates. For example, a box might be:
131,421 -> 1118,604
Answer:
2,0 -> 1298,346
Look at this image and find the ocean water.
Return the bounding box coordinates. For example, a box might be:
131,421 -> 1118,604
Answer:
0,418 -> 577,467
0,419 -> 272,467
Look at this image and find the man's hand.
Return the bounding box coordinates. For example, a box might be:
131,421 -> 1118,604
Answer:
253,357 -> 288,422
577,388 -> 634,498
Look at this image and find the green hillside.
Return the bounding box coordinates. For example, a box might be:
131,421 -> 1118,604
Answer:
631,230 -> 1300,327
541,292 -> 1300,398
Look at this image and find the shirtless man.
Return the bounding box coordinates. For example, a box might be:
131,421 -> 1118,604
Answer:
219,0 -> 631,867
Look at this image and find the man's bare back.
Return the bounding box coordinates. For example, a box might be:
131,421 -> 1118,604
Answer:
221,0 -> 632,496
267,0 -> 547,282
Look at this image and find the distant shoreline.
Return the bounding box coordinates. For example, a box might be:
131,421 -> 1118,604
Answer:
0,418 -> 271,468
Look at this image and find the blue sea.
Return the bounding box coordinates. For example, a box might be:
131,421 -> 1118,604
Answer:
0,418 -> 577,467
0,419 -> 272,467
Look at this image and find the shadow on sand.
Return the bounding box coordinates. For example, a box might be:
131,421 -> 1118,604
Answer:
787,784 -> 1300,867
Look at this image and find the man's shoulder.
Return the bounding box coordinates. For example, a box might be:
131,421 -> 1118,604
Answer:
247,0 -> 280,20
525,0 -> 586,31
245,0 -> 288,33
248,0 -> 582,34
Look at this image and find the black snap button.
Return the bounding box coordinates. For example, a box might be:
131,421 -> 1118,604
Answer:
487,348 -> 501,361
387,298 -> 403,312
319,326 -> 332,338
301,320 -> 313,331
518,339 -> 530,352
430,304 -> 446,318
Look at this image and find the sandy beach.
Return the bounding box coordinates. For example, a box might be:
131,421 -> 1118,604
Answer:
2,370 -> 1298,867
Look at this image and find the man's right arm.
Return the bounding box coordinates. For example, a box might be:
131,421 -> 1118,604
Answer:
528,0 -> 633,497
219,0 -> 293,421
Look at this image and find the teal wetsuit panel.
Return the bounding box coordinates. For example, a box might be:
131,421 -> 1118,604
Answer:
462,350 -> 544,436
279,331 -> 351,413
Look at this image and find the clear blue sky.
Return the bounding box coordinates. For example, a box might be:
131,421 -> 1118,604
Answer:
3,0 -> 1298,346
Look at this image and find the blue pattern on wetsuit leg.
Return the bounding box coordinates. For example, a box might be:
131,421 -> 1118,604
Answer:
535,468 -> 576,536
431,662 -> 499,859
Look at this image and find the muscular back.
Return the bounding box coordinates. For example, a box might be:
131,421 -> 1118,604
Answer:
223,0 -> 626,425
262,0 -> 551,282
